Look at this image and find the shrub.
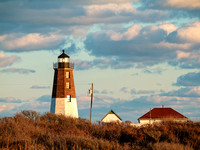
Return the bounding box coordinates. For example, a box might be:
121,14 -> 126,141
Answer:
0,110 -> 200,150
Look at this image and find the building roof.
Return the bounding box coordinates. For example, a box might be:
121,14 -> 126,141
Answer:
101,109 -> 122,121
58,50 -> 70,58
138,107 -> 187,120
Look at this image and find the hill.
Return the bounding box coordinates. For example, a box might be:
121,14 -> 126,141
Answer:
0,111 -> 199,150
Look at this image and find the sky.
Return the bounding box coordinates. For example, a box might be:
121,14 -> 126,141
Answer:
0,0 -> 200,123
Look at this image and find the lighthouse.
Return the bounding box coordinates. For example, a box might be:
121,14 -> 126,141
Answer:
50,50 -> 78,118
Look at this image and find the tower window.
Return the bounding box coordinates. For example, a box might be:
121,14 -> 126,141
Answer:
66,82 -> 70,89
66,72 -> 70,78
66,95 -> 71,102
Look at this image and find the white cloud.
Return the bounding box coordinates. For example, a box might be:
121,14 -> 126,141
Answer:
0,105 -> 7,112
0,33 -> 64,51
177,51 -> 191,59
110,24 -> 142,41
158,22 -> 178,35
84,3 -> 135,16
0,104 -> 14,112
166,0 -> 200,9
68,26 -> 89,38
0,52 -> 20,67
177,21 -> 200,43
85,22 -> 198,67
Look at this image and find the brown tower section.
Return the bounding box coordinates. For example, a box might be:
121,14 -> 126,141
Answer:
52,68 -> 76,98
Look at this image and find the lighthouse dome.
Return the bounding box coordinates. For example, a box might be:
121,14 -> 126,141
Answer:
58,50 -> 70,58
58,50 -> 70,63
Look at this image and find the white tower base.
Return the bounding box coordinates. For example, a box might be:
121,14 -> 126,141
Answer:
50,98 -> 78,118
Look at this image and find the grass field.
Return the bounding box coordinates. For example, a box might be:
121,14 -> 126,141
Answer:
0,111 -> 199,150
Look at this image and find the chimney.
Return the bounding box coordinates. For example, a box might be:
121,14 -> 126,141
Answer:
162,105 -> 164,108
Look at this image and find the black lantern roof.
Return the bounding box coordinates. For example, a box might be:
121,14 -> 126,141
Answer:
58,50 -> 70,58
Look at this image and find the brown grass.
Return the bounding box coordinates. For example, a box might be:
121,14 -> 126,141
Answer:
0,110 -> 199,150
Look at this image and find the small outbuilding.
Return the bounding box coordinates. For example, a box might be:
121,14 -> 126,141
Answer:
101,109 -> 122,123
138,106 -> 188,124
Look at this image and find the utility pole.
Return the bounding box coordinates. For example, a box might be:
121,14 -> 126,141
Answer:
89,83 -> 93,123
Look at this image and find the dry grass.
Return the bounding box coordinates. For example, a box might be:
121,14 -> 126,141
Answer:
0,110 -> 199,150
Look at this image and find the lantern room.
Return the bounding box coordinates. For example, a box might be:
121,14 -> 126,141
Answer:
54,50 -> 74,69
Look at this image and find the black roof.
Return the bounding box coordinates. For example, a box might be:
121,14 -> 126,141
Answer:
58,50 -> 70,58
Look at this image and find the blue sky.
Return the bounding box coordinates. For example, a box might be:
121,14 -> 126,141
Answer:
0,0 -> 200,122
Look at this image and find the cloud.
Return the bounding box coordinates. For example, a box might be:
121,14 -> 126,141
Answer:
161,87 -> 200,97
120,87 -> 155,95
74,58 -> 134,70
176,51 -> 191,59
110,24 -> 142,41
0,33 -> 65,52
76,94 -> 109,110
137,90 -> 155,94
77,94 -> 91,110
169,48 -> 200,69
84,24 -> 178,67
7,102 -> 50,116
174,72 -> 200,86
0,105 -> 7,112
0,95 -> 51,116
79,0 -> 133,4
143,68 -> 163,74
94,89 -> 113,95
1,92 -> 200,122
36,95 -> 51,102
0,104 -> 15,114
175,21 -> 200,43
67,26 -> 89,38
141,0 -> 200,10
0,68 -> 36,74
31,85 -> 50,89
84,3 -> 135,17
82,20 -> 200,69
120,87 -> 129,93
166,0 -> 200,10
0,52 -> 20,67
158,22 -> 178,35
0,97 -> 22,103
0,0 -> 169,39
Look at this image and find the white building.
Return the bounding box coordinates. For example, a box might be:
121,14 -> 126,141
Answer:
101,109 -> 122,123
138,106 -> 188,124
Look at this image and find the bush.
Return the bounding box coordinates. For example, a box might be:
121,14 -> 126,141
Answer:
0,110 -> 199,150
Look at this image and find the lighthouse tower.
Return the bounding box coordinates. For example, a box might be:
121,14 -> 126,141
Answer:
50,50 -> 78,118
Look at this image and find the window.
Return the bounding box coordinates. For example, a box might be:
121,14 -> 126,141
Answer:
66,72 -> 70,78
66,95 -> 71,102
66,82 -> 70,89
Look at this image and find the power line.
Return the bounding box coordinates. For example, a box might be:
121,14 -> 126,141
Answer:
94,96 -> 137,111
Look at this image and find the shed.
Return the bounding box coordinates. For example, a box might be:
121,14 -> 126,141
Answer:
101,109 -> 122,123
